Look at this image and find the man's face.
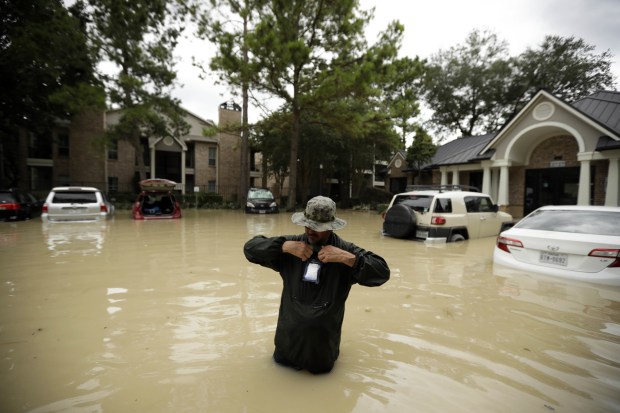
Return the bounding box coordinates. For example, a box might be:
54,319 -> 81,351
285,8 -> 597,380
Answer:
305,227 -> 331,246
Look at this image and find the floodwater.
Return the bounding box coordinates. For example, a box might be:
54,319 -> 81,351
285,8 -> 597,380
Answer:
1,210 -> 619,413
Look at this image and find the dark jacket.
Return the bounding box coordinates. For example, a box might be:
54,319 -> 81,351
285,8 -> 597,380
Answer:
243,232 -> 390,373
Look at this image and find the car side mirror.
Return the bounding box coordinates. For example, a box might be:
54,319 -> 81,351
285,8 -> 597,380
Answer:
492,204 -> 499,212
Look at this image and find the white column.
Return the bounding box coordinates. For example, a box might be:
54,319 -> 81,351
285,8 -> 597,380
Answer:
605,155 -> 620,206
577,159 -> 591,205
150,146 -> 156,178
181,150 -> 186,195
440,168 -> 448,185
481,162 -> 491,194
491,168 -> 499,201
451,168 -> 459,185
498,165 -> 510,206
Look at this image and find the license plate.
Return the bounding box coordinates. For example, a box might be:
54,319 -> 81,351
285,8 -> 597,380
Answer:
416,230 -> 428,239
539,251 -> 568,266
0,206 -> 6,210
259,210 -> 266,214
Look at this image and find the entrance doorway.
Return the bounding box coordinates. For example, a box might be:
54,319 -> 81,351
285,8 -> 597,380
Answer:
524,167 -> 585,215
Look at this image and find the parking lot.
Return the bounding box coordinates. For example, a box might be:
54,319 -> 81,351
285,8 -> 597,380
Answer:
1,209 -> 619,412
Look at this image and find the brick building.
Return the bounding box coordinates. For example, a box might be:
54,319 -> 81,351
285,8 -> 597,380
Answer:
384,90 -> 620,219
9,101 -> 245,202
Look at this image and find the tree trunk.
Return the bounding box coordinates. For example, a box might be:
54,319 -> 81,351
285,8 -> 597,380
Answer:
240,14 -> 250,206
286,107 -> 300,211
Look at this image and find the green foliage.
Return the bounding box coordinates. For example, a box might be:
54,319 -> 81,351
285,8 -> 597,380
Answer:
424,29 -> 617,139
425,29 -> 515,138
0,0 -> 104,130
406,125 -> 437,172
515,35 -> 616,104
382,56 -> 427,149
86,0 -> 190,179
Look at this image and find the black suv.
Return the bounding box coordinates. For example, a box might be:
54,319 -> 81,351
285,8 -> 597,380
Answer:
0,189 -> 43,221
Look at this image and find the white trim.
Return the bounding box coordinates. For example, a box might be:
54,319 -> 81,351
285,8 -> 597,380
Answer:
505,122 -> 586,163
481,90 -> 620,154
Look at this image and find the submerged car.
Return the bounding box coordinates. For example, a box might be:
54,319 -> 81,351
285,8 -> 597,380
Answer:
494,205 -> 620,286
382,185 -> 513,242
132,179 -> 182,220
41,187 -> 115,222
246,187 -> 279,214
0,188 -> 43,221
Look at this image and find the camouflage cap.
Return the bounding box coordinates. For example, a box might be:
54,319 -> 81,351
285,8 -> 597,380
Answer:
291,196 -> 347,232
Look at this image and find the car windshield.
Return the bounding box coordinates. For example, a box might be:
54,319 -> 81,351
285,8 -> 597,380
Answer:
52,191 -> 97,203
393,195 -> 433,212
515,209 -> 620,236
248,190 -> 273,200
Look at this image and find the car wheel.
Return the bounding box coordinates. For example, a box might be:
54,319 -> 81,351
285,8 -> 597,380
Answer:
383,204 -> 417,238
450,233 -> 465,242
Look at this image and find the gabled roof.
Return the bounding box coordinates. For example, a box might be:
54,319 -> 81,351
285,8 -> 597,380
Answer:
480,89 -> 620,155
386,150 -> 407,166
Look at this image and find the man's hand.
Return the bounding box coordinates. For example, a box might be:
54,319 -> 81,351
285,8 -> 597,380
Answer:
282,241 -> 313,261
318,245 -> 356,267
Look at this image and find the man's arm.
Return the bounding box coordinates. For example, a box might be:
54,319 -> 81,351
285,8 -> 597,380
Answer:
243,235 -> 287,271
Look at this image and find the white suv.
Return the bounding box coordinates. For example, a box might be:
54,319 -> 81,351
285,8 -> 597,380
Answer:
41,187 -> 115,222
382,186 -> 514,242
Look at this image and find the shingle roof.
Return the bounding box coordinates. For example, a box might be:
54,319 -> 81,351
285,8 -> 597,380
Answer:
571,91 -> 620,134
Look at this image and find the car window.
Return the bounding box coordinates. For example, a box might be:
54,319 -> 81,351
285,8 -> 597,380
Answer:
464,196 -> 494,213
433,198 -> 452,213
52,191 -> 98,203
393,195 -> 433,212
515,209 -> 620,236
248,190 -> 273,200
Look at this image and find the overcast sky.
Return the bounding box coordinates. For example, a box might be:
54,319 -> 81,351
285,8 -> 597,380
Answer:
172,0 -> 620,125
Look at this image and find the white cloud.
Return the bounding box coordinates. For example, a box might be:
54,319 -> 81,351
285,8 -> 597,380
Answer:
172,0 -> 620,126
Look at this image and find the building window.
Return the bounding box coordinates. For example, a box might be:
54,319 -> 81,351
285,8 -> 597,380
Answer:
208,180 -> 216,193
28,132 -> 52,159
108,140 -> 118,160
57,129 -> 70,157
108,177 -> 119,192
185,143 -> 195,168
208,147 -> 216,167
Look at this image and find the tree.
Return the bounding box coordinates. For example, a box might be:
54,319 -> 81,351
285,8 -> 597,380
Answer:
196,0 -> 262,207
382,56 -> 426,149
515,35 -> 616,105
424,29 -> 516,138
0,0 -> 104,186
86,0 -> 190,182
405,125 -> 436,184
246,0 -> 402,210
424,30 -> 617,140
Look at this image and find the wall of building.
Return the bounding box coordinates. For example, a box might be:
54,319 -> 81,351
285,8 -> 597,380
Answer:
216,106 -> 242,201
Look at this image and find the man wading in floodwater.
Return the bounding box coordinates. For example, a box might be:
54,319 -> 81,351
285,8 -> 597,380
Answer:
243,196 -> 390,374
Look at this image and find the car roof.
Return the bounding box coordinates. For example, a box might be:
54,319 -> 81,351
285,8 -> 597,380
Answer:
394,190 -> 486,197
51,186 -> 101,192
534,205 -> 620,212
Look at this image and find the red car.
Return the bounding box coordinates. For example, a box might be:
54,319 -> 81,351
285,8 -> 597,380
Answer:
132,179 -> 182,220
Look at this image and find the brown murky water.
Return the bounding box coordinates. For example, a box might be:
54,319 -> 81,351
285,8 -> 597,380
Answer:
1,210 -> 619,413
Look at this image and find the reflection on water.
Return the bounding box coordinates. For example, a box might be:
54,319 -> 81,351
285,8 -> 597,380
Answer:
42,221 -> 109,257
1,210 -> 619,413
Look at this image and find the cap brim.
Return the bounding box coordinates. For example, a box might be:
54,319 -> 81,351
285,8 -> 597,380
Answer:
291,212 -> 347,231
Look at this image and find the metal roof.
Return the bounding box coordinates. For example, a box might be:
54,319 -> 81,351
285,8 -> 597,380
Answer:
429,133 -> 496,167
427,90 -> 620,168
571,91 -> 620,134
